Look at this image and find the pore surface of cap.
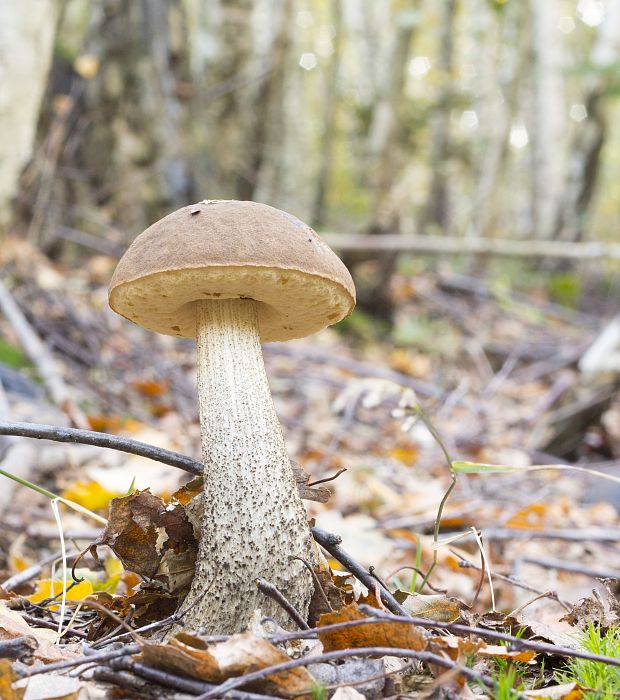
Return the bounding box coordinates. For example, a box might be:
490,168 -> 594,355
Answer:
109,200 -> 356,342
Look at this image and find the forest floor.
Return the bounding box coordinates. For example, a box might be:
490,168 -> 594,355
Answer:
0,238 -> 618,699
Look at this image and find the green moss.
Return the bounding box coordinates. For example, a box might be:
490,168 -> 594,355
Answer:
0,339 -> 31,369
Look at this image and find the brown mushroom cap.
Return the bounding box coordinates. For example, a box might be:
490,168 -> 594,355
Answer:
109,200 -> 356,342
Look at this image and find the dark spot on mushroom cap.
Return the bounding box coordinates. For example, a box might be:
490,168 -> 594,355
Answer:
171,325 -> 180,331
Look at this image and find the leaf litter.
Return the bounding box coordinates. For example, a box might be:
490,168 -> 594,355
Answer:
0,240 -> 617,697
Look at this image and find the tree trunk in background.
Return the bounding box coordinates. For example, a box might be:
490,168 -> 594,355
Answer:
554,0 -> 620,242
349,2 -> 418,321
367,4 -> 418,232
0,0 -> 57,229
22,0 -> 193,247
529,0 -> 564,240
185,0 -> 296,206
311,0 -> 343,228
467,0 -> 525,239
425,0 -> 457,233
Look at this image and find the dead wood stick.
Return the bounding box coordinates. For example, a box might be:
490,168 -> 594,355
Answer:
0,636 -> 37,661
0,279 -> 88,428
17,643 -> 140,677
322,232 -> 620,260
196,646 -> 497,700
0,420 -> 203,474
111,657 -> 282,700
465,527 -> 620,543
311,526 -> 408,616
1,548 -> 80,591
256,578 -> 309,630
0,422 -> 325,502
521,555 -> 620,580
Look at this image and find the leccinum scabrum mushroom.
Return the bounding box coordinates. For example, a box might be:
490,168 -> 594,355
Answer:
108,200 -> 355,633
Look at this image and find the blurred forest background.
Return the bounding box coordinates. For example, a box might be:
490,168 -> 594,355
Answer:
2,0 -> 620,298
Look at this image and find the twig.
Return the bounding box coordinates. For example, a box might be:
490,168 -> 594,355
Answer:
521,555 -> 620,580
452,550 -> 571,611
112,657 -> 282,700
17,643 -> 140,677
21,614 -> 88,639
0,422 -> 325,502
288,555 -> 333,613
195,646 -> 496,699
267,609 -> 620,669
356,607 -> 620,668
465,527 -> 620,543
0,421 -> 202,474
321,231 -> 620,260
307,468 -> 347,487
0,279 -> 87,428
508,591 -> 560,619
1,548 -> 80,591
0,636 -> 37,661
256,578 -> 309,630
311,526 -> 408,616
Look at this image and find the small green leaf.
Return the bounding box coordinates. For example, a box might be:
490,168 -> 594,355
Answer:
451,461 -> 518,474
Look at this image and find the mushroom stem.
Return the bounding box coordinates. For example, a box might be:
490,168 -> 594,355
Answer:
181,298 -> 315,634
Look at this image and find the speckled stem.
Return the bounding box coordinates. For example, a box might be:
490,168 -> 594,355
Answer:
180,298 -> 315,634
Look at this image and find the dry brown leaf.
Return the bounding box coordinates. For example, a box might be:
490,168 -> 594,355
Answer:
395,592 -> 464,622
90,488 -> 197,595
317,602 -> 427,652
0,660 -> 22,700
525,683 -> 584,699
0,604 -> 79,663
560,580 -> 620,632
138,632 -> 313,698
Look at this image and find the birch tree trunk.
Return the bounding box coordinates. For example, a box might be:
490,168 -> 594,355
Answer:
311,0 -> 343,228
0,0 -> 57,228
554,0 -> 620,241
467,0 -> 526,239
529,0 -> 565,240
425,0 -> 457,232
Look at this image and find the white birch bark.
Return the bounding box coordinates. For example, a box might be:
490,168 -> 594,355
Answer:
555,0 -> 620,241
0,0 -> 57,227
529,0 -> 565,240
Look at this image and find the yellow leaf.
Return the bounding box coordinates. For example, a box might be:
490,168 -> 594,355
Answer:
28,579 -> 94,610
61,480 -> 120,511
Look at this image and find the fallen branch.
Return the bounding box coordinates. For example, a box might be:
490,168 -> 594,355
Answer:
0,421 -> 203,474
311,526 -> 408,617
255,578 -> 309,630
0,422 -> 327,502
195,645 -> 497,699
0,280 -> 87,428
522,555 -> 620,580
0,636 -> 37,661
322,232 -> 620,260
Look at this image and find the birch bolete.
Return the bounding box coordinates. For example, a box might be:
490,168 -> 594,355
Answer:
108,200 -> 355,633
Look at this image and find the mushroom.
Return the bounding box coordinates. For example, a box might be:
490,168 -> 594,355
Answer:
108,200 -> 355,633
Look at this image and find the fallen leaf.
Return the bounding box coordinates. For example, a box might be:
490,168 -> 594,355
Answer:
19,674 -> 82,700
90,488 -> 197,595
138,632 -> 313,698
27,579 -> 94,611
317,602 -> 427,652
0,660 -> 22,700
61,480 -> 120,511
395,592 -> 463,622
525,683 -> 584,699
0,603 -> 79,663
560,580 -> 620,632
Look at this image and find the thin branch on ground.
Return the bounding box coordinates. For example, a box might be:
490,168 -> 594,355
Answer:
256,578 -> 309,630
311,526 -> 408,616
0,421 -> 203,474
195,646 -> 497,700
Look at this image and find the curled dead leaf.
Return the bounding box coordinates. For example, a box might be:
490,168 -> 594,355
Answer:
138,631 -> 313,698
317,602 -> 427,652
